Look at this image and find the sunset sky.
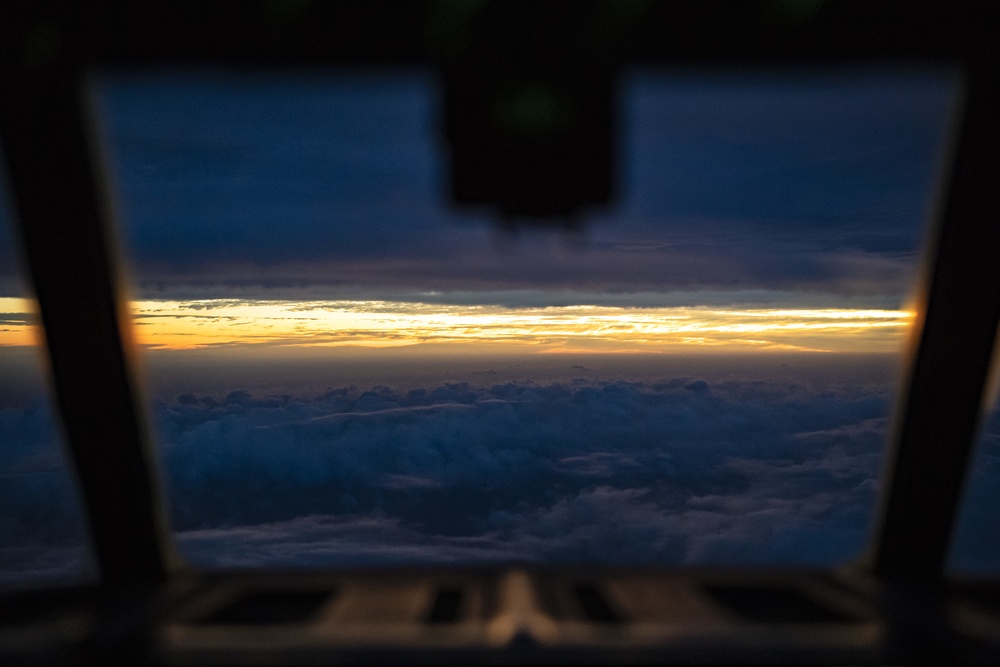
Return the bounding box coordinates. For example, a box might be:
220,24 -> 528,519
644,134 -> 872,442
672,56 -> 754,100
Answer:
0,295 -> 915,353
129,299 -> 914,352
0,67 -> 955,361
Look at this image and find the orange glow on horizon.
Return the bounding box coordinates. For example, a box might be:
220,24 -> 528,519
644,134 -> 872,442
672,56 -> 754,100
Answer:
121,299 -> 915,355
0,296 -> 916,353
0,298 -> 41,347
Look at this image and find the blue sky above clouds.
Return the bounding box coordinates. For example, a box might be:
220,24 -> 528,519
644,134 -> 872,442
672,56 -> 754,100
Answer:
87,66 -> 956,306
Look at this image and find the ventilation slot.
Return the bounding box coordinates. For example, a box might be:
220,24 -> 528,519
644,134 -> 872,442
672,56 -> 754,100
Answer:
574,584 -> 622,624
702,584 -> 852,624
198,589 -> 333,625
425,587 -> 463,624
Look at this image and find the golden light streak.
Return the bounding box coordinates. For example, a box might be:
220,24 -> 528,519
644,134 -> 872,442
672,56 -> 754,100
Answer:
127,299 -> 916,354
0,297 -> 40,347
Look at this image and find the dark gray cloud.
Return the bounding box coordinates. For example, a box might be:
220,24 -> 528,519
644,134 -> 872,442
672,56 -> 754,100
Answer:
0,312 -> 37,326
127,228 -> 922,307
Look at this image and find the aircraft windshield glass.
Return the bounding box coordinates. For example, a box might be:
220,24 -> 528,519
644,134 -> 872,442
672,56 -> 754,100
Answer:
0,168 -> 95,589
90,66 -> 957,569
950,349 -> 1000,574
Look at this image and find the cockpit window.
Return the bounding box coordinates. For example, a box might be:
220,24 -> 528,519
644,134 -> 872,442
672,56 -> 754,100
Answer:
0,167 -> 95,589
949,348 -> 1000,573
90,66 -> 956,569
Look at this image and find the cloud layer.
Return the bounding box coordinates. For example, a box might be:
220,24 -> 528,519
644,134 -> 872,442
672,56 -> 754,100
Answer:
154,375 -> 891,568
950,405 -> 1000,572
0,400 -> 93,587
5,367 -> 1000,586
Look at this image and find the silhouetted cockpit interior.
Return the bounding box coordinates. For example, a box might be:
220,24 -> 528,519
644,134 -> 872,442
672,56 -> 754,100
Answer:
2,2 -> 1000,665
